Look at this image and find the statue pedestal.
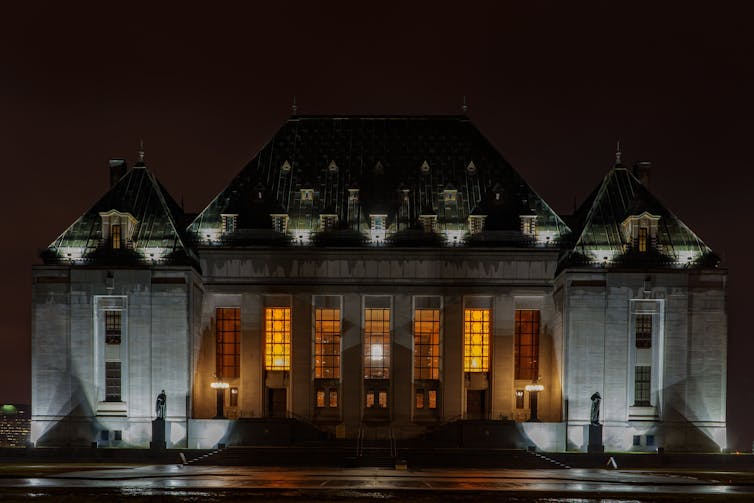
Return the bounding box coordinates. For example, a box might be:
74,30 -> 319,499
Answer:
586,424 -> 604,453
150,418 -> 166,450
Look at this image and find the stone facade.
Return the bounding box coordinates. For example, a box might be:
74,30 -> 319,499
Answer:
31,116 -> 727,451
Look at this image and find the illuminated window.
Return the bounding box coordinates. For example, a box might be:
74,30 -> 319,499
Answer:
221,214 -> 237,234
638,227 -> 648,252
216,308 -> 240,378
314,308 -> 341,379
329,390 -> 338,408
464,308 -> 490,372
378,391 -> 388,408
320,214 -> 338,232
520,215 -> 537,236
230,387 -> 238,407
634,365 -> 651,406
301,188 -> 314,201
515,310 -> 540,380
635,314 -> 652,348
515,390 -> 525,409
316,389 -> 326,408
271,214 -> 289,233
468,214 -> 486,234
366,391 -> 375,408
414,309 -> 440,380
265,307 -> 291,371
104,310 -> 122,401
427,390 -> 437,409
111,224 -> 121,249
416,390 -> 425,409
364,308 -> 390,379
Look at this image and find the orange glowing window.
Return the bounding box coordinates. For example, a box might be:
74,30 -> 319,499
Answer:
364,308 -> 390,379
428,390 -> 437,409
638,227 -> 648,253
216,307 -> 240,378
314,308 -> 341,379
329,389 -> 338,408
378,391 -> 388,408
514,309 -> 540,380
414,309 -> 440,380
416,390 -> 425,409
265,307 -> 291,371
111,224 -> 122,249
316,389 -> 326,408
464,308 -> 490,372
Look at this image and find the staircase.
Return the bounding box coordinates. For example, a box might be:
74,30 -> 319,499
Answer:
355,424 -> 396,468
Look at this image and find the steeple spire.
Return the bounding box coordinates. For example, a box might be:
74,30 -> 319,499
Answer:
461,96 -> 468,114
291,96 -> 298,115
615,140 -> 622,165
137,139 -> 145,165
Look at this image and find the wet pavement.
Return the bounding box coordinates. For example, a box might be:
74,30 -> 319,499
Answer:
1,464 -> 754,501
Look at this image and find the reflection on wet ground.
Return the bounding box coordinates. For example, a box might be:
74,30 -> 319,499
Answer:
1,465 -> 754,501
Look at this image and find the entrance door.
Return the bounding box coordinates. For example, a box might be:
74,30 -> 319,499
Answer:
268,388 -> 287,418
466,390 -> 486,419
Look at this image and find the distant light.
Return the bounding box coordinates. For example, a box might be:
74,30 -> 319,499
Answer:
210,382 -> 229,389
525,384 -> 544,392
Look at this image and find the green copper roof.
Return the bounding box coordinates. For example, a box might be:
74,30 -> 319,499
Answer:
44,165 -> 197,266
563,165 -> 715,268
189,115 -> 570,247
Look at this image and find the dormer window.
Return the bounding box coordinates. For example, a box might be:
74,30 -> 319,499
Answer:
320,213 -> 338,232
99,210 -> 137,250
369,214 -> 387,244
521,215 -> 537,236
111,224 -> 122,249
468,214 -> 487,234
348,188 -> 359,202
621,212 -> 661,253
301,188 -> 314,201
271,213 -> 289,233
221,214 -> 238,234
443,189 -> 457,202
638,227 -> 648,253
419,214 -> 437,233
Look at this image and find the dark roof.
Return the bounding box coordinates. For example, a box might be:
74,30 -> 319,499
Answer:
44,165 -> 197,266
562,165 -> 714,268
189,115 -> 570,246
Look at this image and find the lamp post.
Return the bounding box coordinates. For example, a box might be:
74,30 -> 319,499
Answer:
211,381 -> 230,419
525,383 -> 544,422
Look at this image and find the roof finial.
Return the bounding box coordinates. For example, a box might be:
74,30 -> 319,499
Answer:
291,96 -> 297,115
138,139 -> 145,164
461,95 -> 468,114
615,140 -> 622,164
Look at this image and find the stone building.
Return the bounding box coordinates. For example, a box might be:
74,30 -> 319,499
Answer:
31,116 -> 726,451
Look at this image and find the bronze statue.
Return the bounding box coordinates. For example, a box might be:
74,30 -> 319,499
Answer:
156,389 -> 167,419
590,392 -> 601,425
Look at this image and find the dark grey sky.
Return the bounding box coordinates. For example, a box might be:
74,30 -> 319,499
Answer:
3,1 -> 752,448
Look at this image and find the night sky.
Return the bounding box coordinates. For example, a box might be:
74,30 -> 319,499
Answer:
3,2 -> 752,448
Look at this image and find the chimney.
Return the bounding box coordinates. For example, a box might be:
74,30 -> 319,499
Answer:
632,161 -> 652,188
109,159 -> 127,188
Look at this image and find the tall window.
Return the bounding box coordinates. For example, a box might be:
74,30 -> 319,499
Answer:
364,308 -> 390,379
314,307 -> 341,378
634,366 -> 651,406
216,308 -> 240,378
111,224 -> 121,249
515,309 -> 540,380
464,308 -> 490,372
635,314 -> 652,348
104,310 -> 122,401
638,227 -> 648,253
265,307 -> 291,371
414,308 -> 440,379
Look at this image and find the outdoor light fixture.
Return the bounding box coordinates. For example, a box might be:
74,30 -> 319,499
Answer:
525,383 -> 544,422
211,381 -> 230,419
